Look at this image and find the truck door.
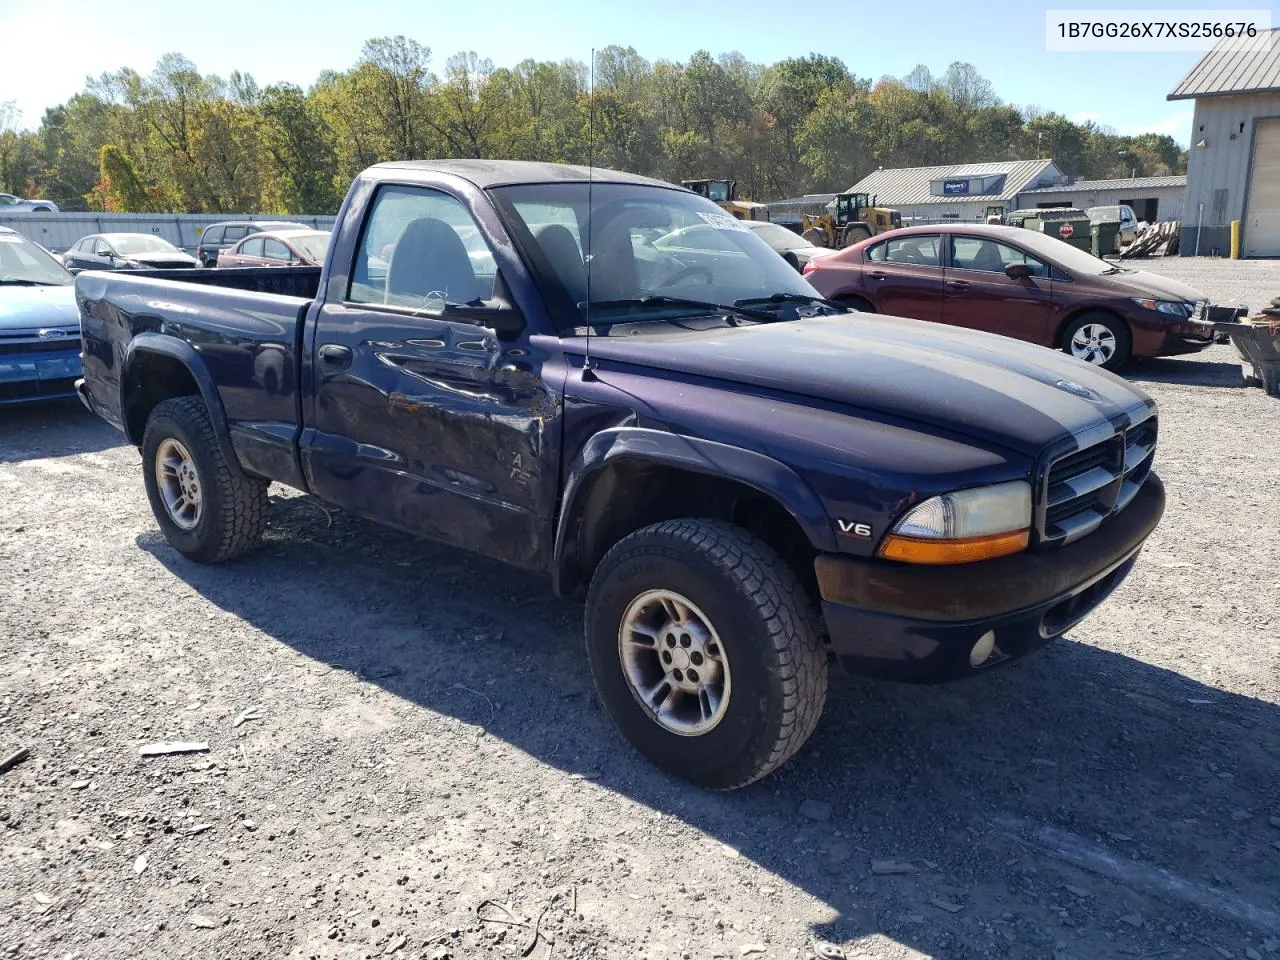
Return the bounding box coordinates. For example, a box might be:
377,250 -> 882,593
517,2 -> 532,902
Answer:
302,183 -> 562,571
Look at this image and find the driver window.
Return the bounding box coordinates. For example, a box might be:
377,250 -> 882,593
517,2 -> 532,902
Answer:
951,236 -> 1049,277
349,185 -> 497,309
867,235 -> 940,266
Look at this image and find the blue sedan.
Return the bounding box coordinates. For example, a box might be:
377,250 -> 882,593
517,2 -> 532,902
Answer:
0,227 -> 83,404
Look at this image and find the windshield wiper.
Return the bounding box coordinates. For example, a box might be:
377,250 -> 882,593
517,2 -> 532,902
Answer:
579,296 -> 778,323
733,293 -> 844,312
0,277 -> 63,286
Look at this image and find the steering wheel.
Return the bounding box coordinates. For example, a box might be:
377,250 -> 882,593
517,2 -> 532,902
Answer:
660,265 -> 713,287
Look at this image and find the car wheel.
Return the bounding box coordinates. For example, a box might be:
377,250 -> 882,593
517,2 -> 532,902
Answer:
585,519 -> 828,790
1062,312 -> 1132,371
141,396 -> 268,563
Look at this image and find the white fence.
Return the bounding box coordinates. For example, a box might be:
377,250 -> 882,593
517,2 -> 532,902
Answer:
0,212 -> 337,254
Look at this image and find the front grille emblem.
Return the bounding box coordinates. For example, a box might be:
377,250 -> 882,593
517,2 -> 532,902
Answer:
37,328 -> 69,340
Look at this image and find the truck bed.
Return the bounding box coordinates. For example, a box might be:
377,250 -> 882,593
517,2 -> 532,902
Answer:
128,265 -> 322,299
77,268 -> 316,488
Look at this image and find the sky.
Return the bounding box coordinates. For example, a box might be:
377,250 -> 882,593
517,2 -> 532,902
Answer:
0,0 -> 1219,146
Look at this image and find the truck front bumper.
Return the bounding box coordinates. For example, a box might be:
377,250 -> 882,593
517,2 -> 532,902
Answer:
814,474 -> 1165,683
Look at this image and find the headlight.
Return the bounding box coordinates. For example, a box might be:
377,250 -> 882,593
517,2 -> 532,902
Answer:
1131,298 -> 1193,317
878,480 -> 1032,564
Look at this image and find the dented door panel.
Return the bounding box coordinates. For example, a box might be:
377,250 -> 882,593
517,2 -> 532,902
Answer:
303,301 -> 564,569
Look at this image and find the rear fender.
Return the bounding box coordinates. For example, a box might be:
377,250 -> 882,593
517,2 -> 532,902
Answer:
121,333 -> 243,477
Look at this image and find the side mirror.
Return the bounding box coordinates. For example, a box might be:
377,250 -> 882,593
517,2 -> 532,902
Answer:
441,299 -> 526,340
1005,262 -> 1032,280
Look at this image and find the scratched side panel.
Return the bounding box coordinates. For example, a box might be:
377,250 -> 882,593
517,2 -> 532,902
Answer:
303,307 -> 565,570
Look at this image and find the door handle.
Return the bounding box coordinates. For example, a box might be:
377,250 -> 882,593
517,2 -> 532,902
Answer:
946,279 -> 970,289
867,270 -> 887,280
318,344 -> 352,369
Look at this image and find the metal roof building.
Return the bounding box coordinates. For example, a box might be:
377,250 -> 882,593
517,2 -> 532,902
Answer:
1169,28 -> 1280,256
846,159 -> 1065,222
1017,175 -> 1187,223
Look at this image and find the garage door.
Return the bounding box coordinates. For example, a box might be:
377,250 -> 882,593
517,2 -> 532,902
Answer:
1244,118 -> 1280,257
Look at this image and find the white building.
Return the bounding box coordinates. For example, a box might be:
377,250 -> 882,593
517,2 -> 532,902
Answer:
1170,27 -> 1280,257
1015,176 -> 1186,223
846,159 -> 1066,222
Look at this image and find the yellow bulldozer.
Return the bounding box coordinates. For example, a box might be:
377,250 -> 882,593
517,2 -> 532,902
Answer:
802,192 -> 901,248
681,179 -> 770,221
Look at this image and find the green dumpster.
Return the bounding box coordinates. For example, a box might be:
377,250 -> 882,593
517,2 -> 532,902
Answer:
1091,221 -> 1121,257
1029,211 -> 1092,251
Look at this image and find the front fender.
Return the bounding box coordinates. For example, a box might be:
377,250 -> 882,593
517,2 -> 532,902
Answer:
552,427 -> 837,594
121,333 -> 243,477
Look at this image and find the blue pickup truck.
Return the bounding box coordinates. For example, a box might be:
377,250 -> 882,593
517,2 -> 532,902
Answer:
76,161 -> 1165,788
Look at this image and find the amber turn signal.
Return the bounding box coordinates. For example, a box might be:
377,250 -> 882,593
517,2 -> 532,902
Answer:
878,529 -> 1030,564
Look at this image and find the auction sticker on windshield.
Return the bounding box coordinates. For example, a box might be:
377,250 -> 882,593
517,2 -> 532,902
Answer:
697,212 -> 749,232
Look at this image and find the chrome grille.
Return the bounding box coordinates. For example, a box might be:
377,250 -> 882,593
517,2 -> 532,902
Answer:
1040,412 -> 1157,546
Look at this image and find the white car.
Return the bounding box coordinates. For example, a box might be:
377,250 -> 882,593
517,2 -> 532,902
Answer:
1087,204 -> 1140,246
0,193 -> 58,213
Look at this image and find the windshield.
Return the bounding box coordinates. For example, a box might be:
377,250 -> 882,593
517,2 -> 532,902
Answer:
1012,229 -> 1121,275
0,232 -> 73,284
290,232 -> 331,262
110,235 -> 181,255
489,182 -> 820,329
748,222 -> 810,252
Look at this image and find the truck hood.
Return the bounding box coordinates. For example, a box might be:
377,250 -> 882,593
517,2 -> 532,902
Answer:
0,283 -> 79,330
576,314 -> 1152,456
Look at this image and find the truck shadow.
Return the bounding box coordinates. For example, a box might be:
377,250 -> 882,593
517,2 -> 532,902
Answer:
1126,357 -> 1245,389
138,494 -> 1280,957
0,398 -> 127,462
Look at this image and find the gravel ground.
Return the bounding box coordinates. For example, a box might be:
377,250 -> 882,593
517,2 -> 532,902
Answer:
2,257 -> 1278,960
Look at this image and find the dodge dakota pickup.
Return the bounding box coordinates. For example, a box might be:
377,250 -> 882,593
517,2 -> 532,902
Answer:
76,160 -> 1165,789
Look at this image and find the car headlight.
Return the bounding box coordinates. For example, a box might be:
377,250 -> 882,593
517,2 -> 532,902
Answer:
1131,298 -> 1193,317
878,480 -> 1032,564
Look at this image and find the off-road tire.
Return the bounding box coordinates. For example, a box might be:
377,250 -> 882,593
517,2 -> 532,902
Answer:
840,226 -> 871,248
1061,311 -> 1132,372
141,396 -> 267,563
585,519 -> 828,790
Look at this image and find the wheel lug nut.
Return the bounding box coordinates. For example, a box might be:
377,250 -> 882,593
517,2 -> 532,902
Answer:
662,651 -> 672,664
687,669 -> 699,683
690,652 -> 703,666
672,668 -> 683,682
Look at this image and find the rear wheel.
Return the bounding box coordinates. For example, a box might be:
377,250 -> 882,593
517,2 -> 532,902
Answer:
585,519 -> 828,790
142,396 -> 267,563
1061,312 -> 1131,371
840,226 -> 871,248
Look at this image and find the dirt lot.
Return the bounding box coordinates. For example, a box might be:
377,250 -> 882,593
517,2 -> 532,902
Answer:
2,256 -> 1278,960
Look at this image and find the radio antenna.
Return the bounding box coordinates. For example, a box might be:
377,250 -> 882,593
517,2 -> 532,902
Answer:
583,47 -> 598,382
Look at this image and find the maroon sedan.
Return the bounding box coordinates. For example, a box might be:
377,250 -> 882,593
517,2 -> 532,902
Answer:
803,224 -> 1216,370
217,229 -> 331,269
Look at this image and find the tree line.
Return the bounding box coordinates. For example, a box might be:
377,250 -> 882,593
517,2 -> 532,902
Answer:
0,40 -> 1187,215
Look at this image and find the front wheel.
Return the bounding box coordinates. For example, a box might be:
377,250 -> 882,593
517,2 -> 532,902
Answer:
142,396 -> 268,563
1062,312 -> 1132,371
585,519 -> 828,790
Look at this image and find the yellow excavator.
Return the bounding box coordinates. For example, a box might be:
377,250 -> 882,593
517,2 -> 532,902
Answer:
681,179 -> 770,221
802,192 -> 901,248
